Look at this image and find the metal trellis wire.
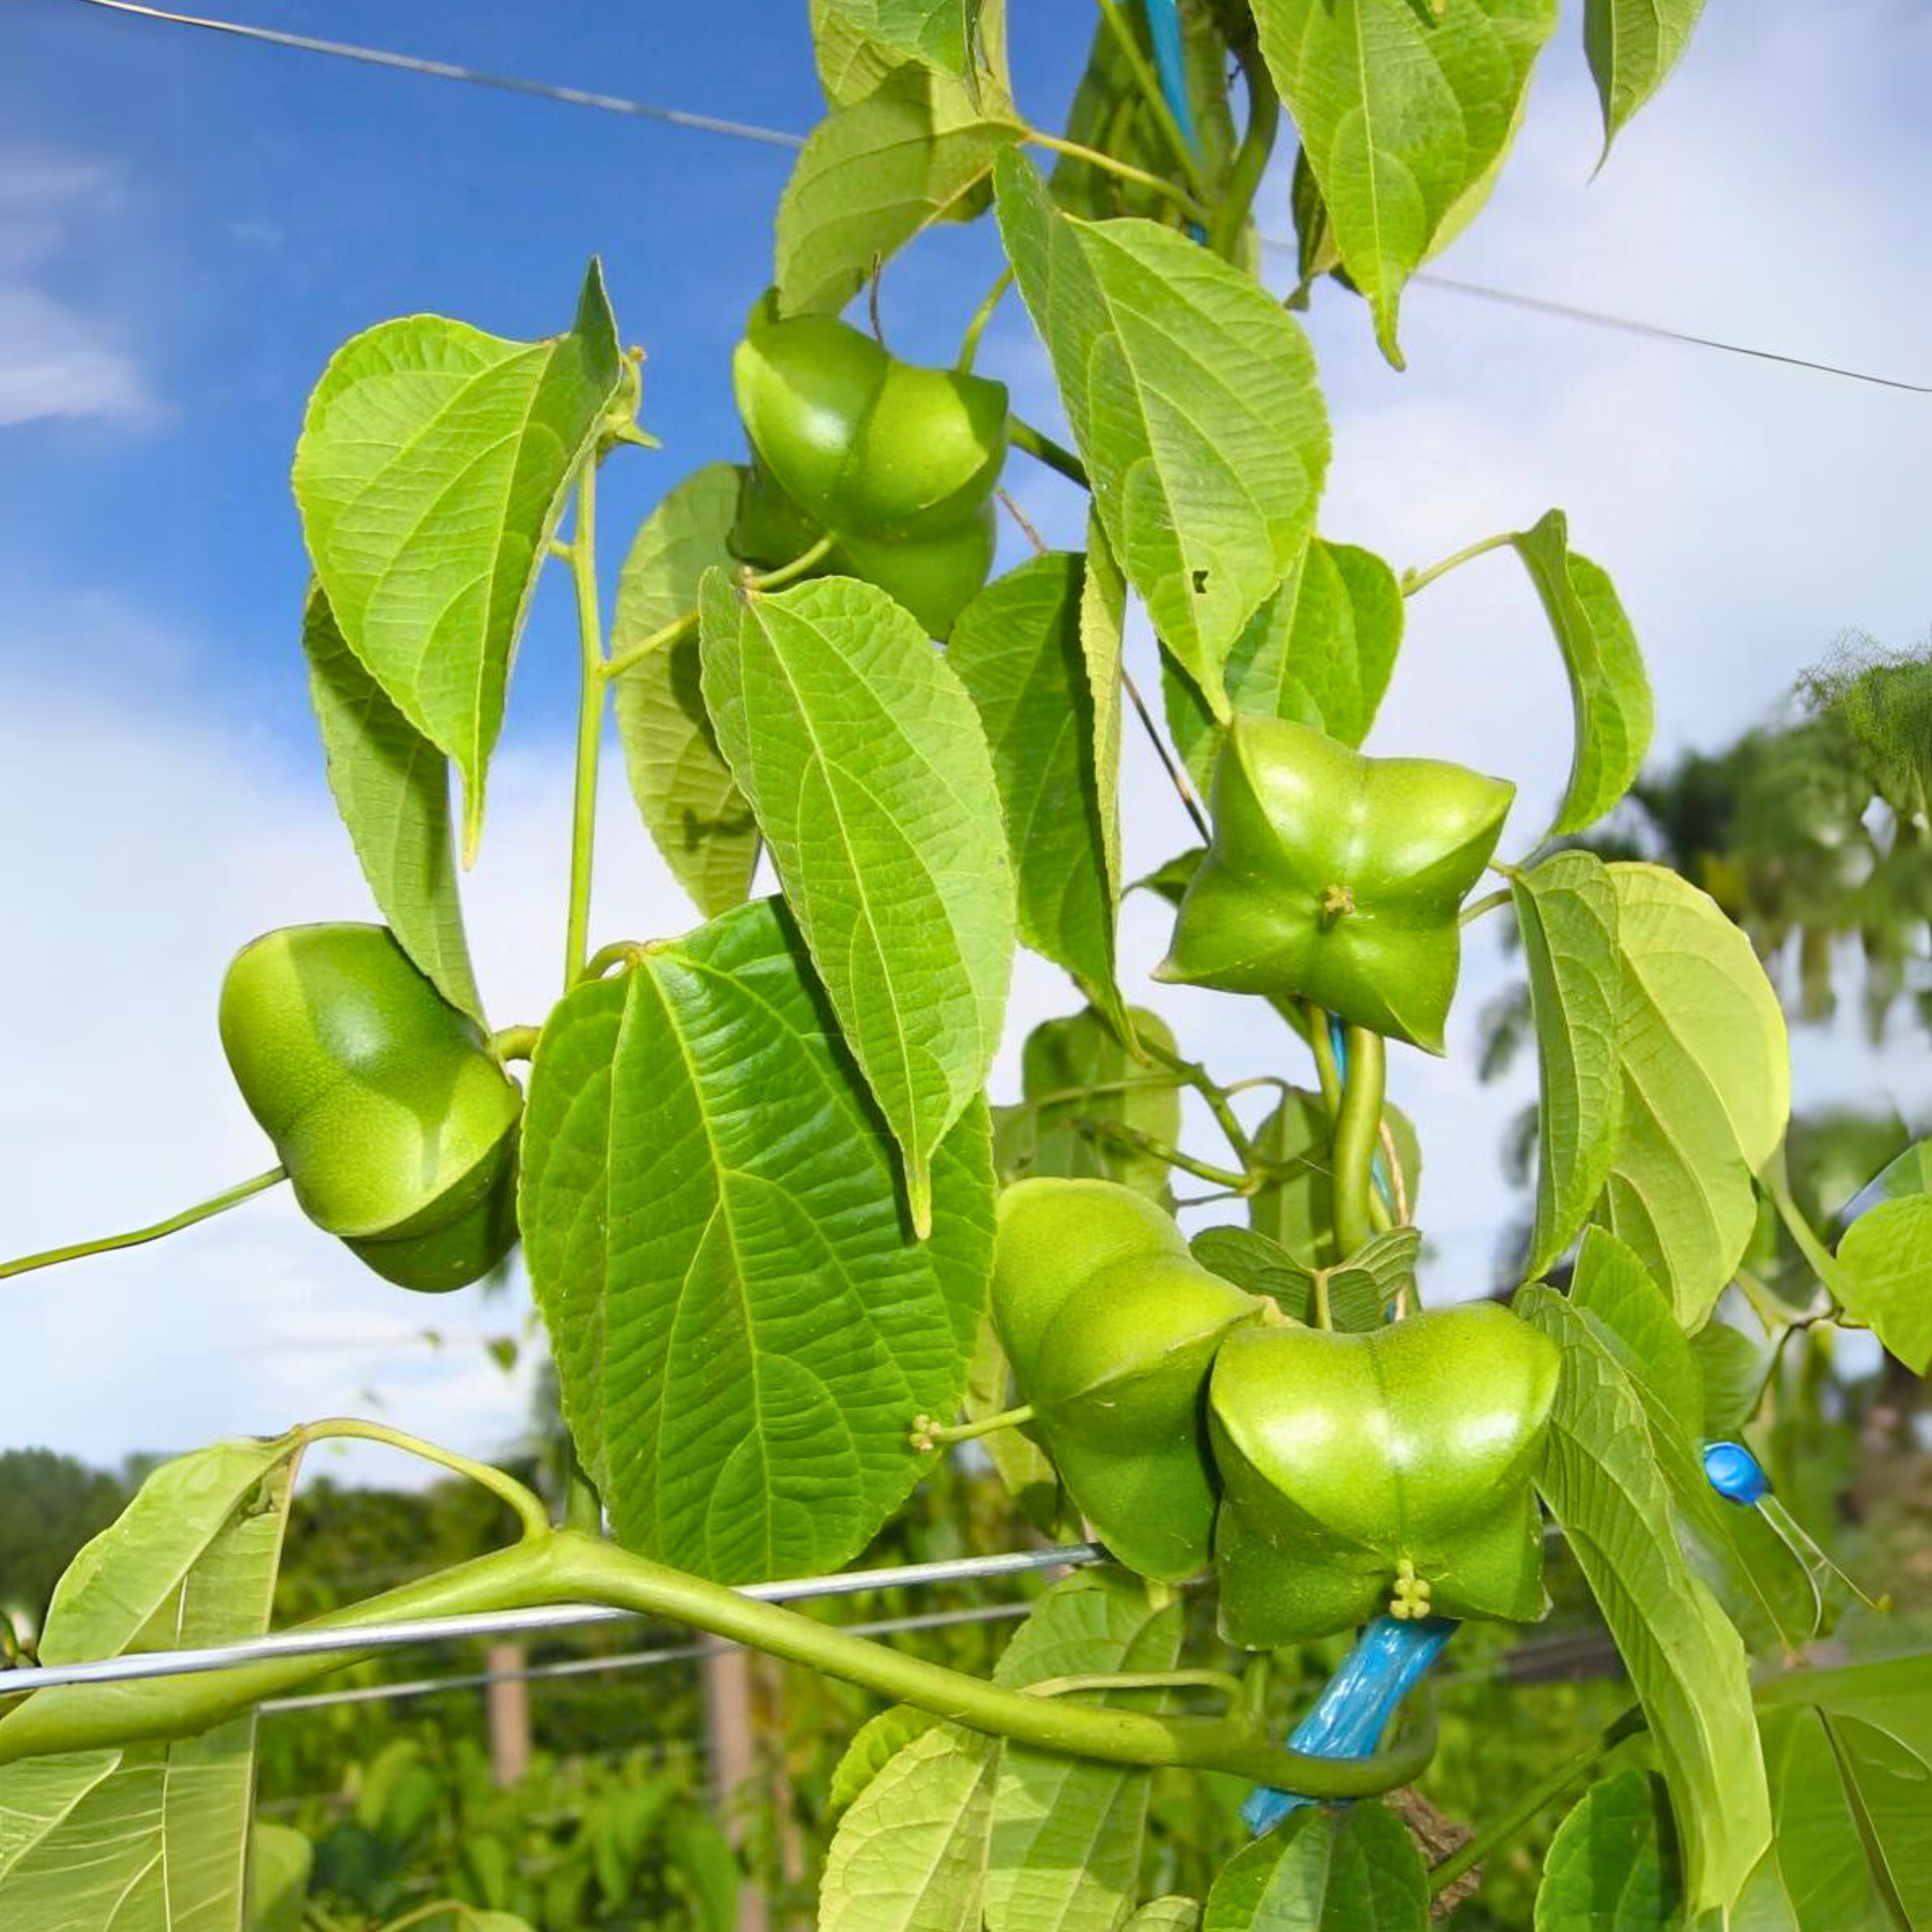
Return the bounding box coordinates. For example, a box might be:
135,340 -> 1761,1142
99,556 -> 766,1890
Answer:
0,1543 -> 1104,1697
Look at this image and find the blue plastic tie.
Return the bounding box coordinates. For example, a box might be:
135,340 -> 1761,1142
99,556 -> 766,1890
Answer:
1702,1439 -> 1772,1507
1243,1616 -> 1459,1834
1140,0 -> 1203,163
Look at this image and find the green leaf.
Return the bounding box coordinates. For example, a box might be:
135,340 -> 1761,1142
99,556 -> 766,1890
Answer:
303,584 -> 484,1025
1535,1771 -> 1685,1931
1516,1286 -> 1770,1914
1511,513 -> 1654,837
820,1723 -> 998,1932
700,572 -> 1014,1235
1595,863 -> 1791,1328
1165,539 -> 1403,791
1080,514 -> 1128,920
1692,1322 -> 1771,1437
1566,1228 -> 1819,1653
293,261 -> 625,858
816,0 -> 979,82
831,1705 -> 942,1815
984,1572 -> 1185,1932
1202,1801 -> 1428,1931
247,1822 -> 314,1932
611,464 -> 760,918
994,1006 -> 1180,1204
1247,1088 -> 1423,1270
775,63 -> 1022,316
1753,1654 -> 1932,1930
1834,1195 -> 1932,1373
518,898 -> 995,1580
812,0 -> 1008,108
0,1439 -> 299,1931
996,150 -> 1330,718
1514,852 -> 1622,1278
1585,0 -> 1708,155
1192,1224 -> 1419,1333
950,554 -> 1127,1033
1127,1903 -> 1202,1932
1251,0 -> 1558,364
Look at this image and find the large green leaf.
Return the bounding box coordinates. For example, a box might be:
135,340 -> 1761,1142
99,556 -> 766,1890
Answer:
303,586 -> 483,1025
1535,1772 -> 1684,1931
1128,1904 -> 1202,1932
700,572 -> 1014,1236
1833,1195 -> 1932,1373
1252,0 -> 1558,364
1511,512 -> 1654,837
610,464 -> 760,919
1566,1228 -> 1820,1653
1754,1646 -> 1932,1932
1516,1286 -> 1769,1914
1202,1801 -> 1427,1931
1165,539 -> 1402,791
518,898 -> 994,1579
1585,0 -> 1708,155
815,0 -> 980,84
993,1006 -> 1180,1205
1751,1654 -> 1932,1930
996,151 -> 1330,718
812,0 -> 1008,109
293,262 -> 625,858
819,1572 -> 1181,1932
820,1724 -> 999,1932
983,1573 -> 1184,1932
1595,863 -> 1791,1327
1514,851 -> 1622,1278
950,554 -> 1127,1033
0,1439 -> 300,1931
775,63 -> 1022,316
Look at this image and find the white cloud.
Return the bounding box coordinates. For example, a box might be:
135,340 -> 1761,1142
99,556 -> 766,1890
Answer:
0,151 -> 153,428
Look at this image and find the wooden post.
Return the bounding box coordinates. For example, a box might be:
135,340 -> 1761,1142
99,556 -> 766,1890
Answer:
701,1643 -> 768,1932
485,1642 -> 531,1788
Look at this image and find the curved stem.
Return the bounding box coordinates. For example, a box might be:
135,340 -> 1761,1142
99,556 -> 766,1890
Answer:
1207,40 -> 1280,262
0,1166 -> 288,1281
0,1531 -> 1436,1797
742,531 -> 835,592
1460,885 -> 1514,926
1763,1152 -> 1851,1305
563,463 -> 606,987
1023,130 -> 1211,227
1429,1706 -> 1645,1897
919,1403 -> 1034,1449
579,938 -> 645,983
1401,531 -> 1516,598
1008,415 -> 1089,488
1123,666 -> 1211,841
1083,1120 -> 1247,1192
1092,0 -> 1212,204
1331,1026 -> 1386,1259
490,1024 -> 540,1064
1137,1036 -> 1254,1164
1303,1000 -> 1344,1113
600,608 -> 697,681
957,267 -> 1014,372
296,1420 -> 551,1543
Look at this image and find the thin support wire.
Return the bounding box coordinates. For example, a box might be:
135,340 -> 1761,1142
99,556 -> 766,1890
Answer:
46,0 -> 1932,398
258,1601 -> 1033,1716
54,0 -> 807,148
0,1543 -> 1103,1696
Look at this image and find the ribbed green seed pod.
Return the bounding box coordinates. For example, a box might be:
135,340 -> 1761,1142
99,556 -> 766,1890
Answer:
219,924 -> 520,1291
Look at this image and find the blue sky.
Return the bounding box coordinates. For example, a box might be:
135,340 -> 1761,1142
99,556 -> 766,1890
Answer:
3,0 -> 1929,1478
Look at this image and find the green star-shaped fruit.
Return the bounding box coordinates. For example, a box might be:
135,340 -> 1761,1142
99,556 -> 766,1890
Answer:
1156,716 -> 1514,1052
1208,1303 -> 1559,1647
992,1178 -> 1262,1582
